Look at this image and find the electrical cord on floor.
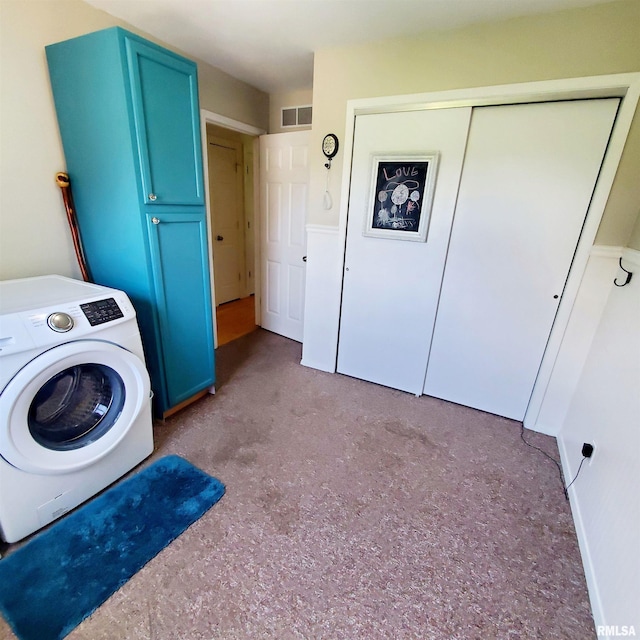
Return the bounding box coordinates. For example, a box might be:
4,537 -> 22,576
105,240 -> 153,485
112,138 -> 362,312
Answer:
520,424 -> 568,499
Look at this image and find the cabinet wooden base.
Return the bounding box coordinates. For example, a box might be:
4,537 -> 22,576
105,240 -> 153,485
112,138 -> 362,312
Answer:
161,389 -> 211,420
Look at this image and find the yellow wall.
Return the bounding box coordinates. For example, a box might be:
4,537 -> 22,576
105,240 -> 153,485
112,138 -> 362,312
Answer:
629,212 -> 640,250
269,89 -> 314,134
309,0 -> 640,248
0,0 -> 268,280
199,68 -> 268,132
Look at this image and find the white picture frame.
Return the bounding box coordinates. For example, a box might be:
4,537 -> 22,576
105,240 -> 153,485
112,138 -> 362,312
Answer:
363,153 -> 440,242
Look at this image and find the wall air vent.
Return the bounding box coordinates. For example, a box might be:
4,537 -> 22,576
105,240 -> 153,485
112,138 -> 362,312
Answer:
282,105 -> 312,128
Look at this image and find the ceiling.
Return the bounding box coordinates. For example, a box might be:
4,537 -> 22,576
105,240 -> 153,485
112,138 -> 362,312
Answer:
84,0 -> 614,94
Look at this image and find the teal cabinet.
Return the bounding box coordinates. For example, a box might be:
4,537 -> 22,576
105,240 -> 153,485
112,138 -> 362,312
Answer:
46,27 -> 214,416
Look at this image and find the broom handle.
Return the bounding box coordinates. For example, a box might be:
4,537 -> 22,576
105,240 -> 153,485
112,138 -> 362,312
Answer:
55,172 -> 91,282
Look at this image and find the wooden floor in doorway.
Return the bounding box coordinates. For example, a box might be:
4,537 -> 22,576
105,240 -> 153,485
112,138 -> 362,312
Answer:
216,295 -> 257,346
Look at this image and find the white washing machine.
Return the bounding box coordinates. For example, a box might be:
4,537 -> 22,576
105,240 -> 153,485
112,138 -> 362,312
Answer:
0,275 -> 154,543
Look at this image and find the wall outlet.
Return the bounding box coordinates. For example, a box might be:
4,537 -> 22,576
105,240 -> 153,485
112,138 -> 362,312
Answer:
582,441 -> 596,463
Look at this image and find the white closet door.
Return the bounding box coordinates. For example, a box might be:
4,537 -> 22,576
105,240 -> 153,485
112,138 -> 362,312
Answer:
423,99 -> 619,420
337,108 -> 472,394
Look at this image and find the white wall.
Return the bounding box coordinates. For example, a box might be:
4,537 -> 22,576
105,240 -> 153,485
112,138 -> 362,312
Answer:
557,248 -> 640,636
534,247 -> 626,434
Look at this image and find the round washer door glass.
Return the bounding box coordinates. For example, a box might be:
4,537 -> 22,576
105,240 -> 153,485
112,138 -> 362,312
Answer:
28,363 -> 125,451
0,339 -> 150,475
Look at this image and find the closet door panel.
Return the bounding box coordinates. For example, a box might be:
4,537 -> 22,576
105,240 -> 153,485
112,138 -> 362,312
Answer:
423,99 -> 619,419
337,108 -> 472,394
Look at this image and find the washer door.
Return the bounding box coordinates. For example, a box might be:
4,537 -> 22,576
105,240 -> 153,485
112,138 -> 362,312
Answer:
0,340 -> 151,475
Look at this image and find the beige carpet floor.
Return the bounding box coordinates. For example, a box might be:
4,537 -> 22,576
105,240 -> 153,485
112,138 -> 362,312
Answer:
0,329 -> 595,639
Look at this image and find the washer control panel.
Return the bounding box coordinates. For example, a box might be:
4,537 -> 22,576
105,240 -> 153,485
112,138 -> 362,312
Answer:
80,298 -> 124,326
0,277 -> 136,358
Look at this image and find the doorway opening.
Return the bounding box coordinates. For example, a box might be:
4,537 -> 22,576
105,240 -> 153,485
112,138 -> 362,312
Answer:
201,109 -> 310,349
202,115 -> 263,347
216,295 -> 257,346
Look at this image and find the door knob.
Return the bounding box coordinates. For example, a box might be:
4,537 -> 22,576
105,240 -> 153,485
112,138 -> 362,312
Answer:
302,256 -> 307,262
148,193 -> 157,201
151,217 -> 160,225
216,235 -> 224,241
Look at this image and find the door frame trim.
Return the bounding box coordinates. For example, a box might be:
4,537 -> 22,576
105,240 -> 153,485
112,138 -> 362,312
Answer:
200,110 -> 266,347
333,73 -> 640,429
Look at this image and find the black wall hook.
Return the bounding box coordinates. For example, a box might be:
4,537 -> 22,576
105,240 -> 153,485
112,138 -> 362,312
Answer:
614,257 -> 633,287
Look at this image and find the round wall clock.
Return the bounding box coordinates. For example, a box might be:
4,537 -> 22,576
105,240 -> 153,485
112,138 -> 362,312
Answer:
322,133 -> 339,160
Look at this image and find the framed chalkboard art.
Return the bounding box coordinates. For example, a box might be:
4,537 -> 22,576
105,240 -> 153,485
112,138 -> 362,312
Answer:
364,153 -> 439,242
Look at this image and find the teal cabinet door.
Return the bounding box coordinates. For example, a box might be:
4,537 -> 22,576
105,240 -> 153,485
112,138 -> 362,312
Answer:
126,37 -> 204,207
146,212 -> 215,407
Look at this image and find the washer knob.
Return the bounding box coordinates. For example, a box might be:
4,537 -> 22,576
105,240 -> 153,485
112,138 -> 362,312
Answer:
47,312 -> 74,332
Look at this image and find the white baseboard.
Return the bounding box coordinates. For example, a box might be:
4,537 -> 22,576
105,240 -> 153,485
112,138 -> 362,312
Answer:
299,358 -> 335,373
557,436 -> 605,632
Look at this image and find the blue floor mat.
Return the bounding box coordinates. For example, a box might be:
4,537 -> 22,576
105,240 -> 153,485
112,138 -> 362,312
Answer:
0,455 -> 225,640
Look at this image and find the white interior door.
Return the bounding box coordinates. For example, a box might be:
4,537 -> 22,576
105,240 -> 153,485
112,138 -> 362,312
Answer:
208,137 -> 244,305
259,131 -> 310,342
423,99 -> 619,420
337,108 -> 472,395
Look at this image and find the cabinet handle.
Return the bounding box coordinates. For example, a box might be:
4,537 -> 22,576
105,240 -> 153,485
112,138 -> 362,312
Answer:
148,193 -> 157,201
151,217 -> 160,225
216,235 -> 224,241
